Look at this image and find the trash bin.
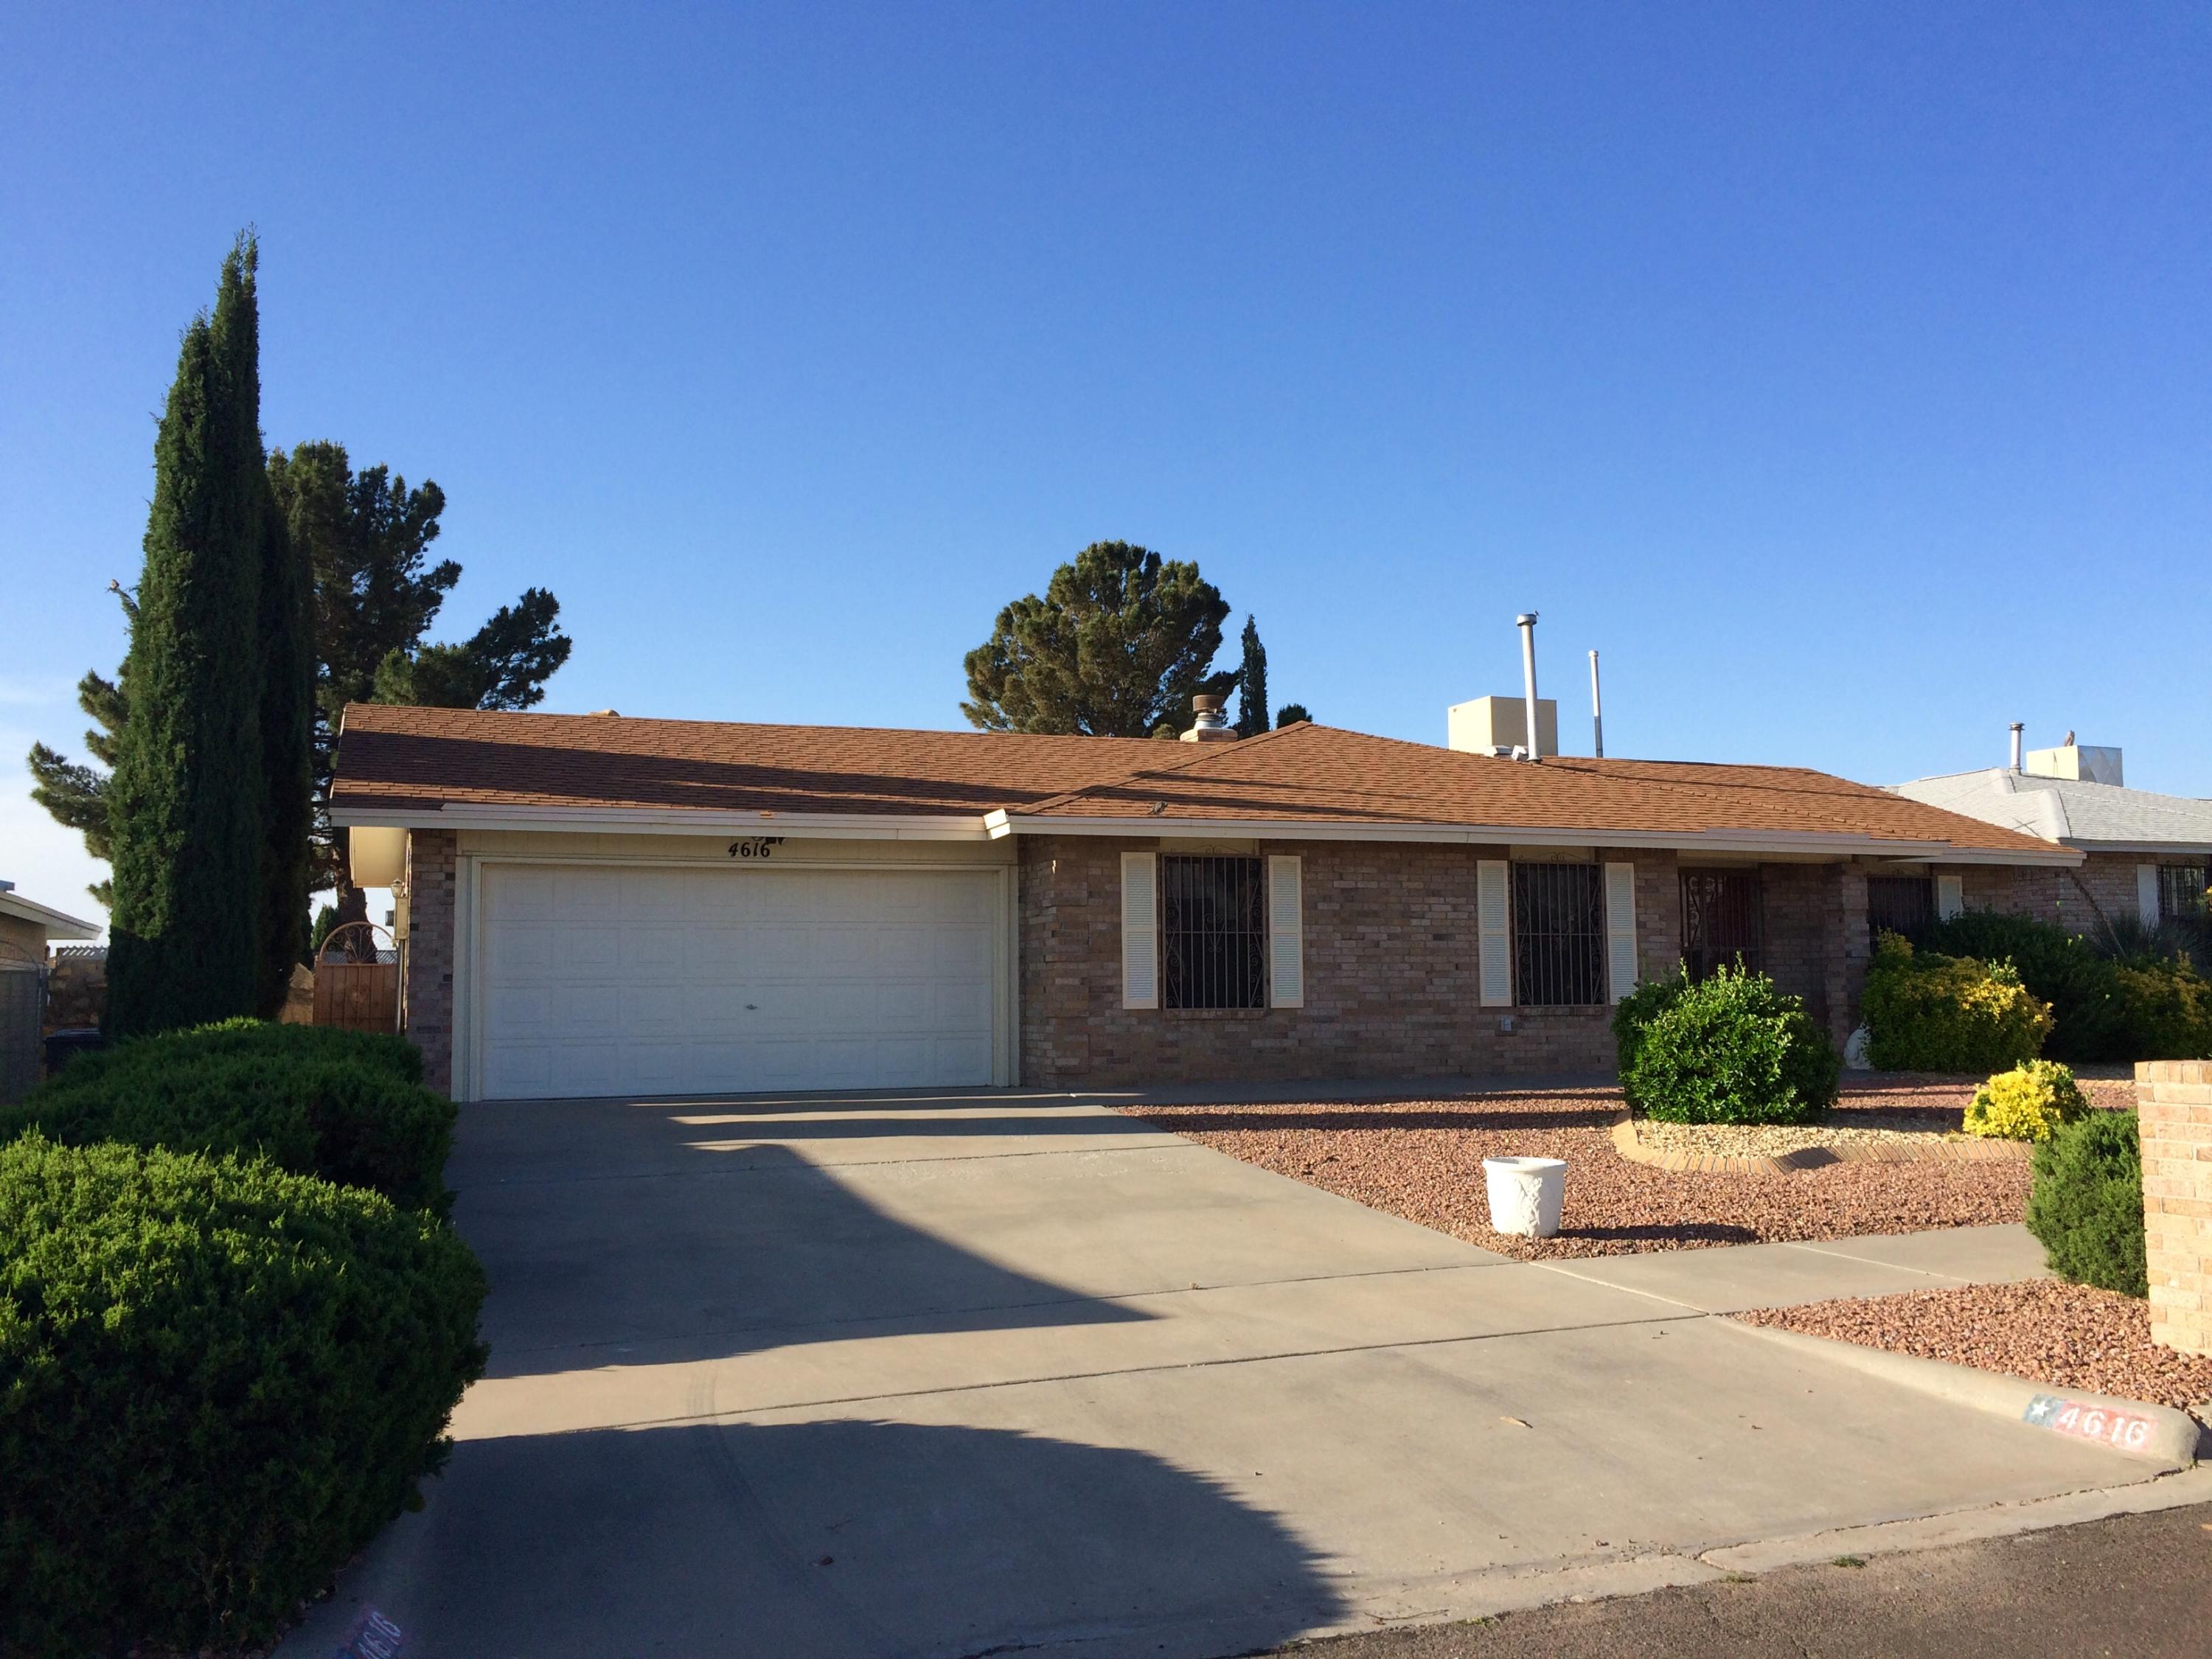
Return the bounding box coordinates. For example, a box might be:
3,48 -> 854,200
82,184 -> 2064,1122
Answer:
1483,1155 -> 1567,1239
41,1027 -> 106,1079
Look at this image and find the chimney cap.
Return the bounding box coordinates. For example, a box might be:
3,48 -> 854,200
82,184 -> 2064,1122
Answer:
1516,612 -> 1538,626
1192,694 -> 1225,713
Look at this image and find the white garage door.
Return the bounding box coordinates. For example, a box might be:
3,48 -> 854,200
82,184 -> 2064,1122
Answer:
475,863 -> 1002,1100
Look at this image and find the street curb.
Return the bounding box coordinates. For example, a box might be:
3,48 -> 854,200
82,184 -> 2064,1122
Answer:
1722,1318 -> 2205,1469
1697,1463 -> 2212,1574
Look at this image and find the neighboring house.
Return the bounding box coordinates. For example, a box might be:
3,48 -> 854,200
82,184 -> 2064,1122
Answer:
328,703 -> 2073,1101
1891,739 -> 2212,937
0,879 -> 100,964
0,880 -> 100,1105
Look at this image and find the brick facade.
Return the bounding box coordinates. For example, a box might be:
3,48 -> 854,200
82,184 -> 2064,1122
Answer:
1955,852 -> 2208,937
2138,1060 -> 2212,1358
403,829 -> 458,1096
1016,838 -> 1890,1088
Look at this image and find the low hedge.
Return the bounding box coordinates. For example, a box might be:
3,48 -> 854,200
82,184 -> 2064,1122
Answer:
0,1019 -> 452,1212
1618,964 -> 1841,1126
2110,961 -> 2212,1062
2025,1110 -> 2148,1297
0,1135 -> 487,1656
1913,911 -> 2133,1062
1914,911 -> 2212,1062
1861,933 -> 2052,1073
1963,1059 -> 2088,1143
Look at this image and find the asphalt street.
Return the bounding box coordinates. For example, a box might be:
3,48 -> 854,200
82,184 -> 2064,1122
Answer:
1278,1500 -> 2212,1659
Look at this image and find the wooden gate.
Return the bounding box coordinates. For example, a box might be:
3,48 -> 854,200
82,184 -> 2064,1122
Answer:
313,922 -> 400,1034
313,961 -> 400,1032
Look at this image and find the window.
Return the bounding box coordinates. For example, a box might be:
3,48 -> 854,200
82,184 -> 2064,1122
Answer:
1512,862 -> 1606,1006
1161,855 -> 1267,1009
1867,874 -> 1934,942
2160,863 -> 2209,923
1682,870 -> 1761,979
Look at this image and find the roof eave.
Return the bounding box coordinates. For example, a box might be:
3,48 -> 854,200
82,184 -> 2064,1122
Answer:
0,892 -> 102,939
986,811 -> 2079,864
328,801 -> 995,842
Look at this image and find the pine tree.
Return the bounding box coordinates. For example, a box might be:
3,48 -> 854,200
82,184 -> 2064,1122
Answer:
105,237 -> 271,1036
961,543 -> 1234,736
257,468 -> 315,1014
1234,615 -> 1269,737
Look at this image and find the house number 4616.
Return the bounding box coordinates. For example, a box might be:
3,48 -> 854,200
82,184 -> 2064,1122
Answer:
728,837 -> 785,860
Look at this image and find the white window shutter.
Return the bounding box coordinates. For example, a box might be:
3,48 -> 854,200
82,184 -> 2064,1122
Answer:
1604,861 -> 1638,1004
1935,872 -> 1964,920
1121,851 -> 1158,1009
2138,863 -> 2162,928
1267,855 -> 1304,1008
1478,859 -> 1512,1007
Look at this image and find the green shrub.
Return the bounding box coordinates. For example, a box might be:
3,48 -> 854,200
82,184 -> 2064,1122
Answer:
1,1019 -> 452,1211
1610,969 -> 1689,1105
0,1135 -> 487,1655
1963,1059 -> 2088,1142
1862,933 -> 2051,1073
1623,964 -> 1841,1125
1913,908 -> 2212,1062
2025,1110 -> 2147,1296
2109,960 -> 2212,1060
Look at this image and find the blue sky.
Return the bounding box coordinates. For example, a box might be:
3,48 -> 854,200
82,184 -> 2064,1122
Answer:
4,2 -> 2208,920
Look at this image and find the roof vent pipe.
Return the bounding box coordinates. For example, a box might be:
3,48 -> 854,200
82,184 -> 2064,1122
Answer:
2008,722 -> 2024,773
1516,613 -> 1541,761
1180,694 -> 1239,742
1588,649 -> 1604,759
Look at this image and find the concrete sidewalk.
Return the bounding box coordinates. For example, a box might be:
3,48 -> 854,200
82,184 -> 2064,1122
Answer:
279,1089 -> 2164,1659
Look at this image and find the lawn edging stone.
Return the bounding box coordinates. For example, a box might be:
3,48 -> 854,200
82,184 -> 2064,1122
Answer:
1612,1112 -> 2030,1178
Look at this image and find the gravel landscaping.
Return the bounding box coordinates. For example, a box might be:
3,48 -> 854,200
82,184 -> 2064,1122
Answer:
1118,1076 -> 2052,1261
1735,1279 -> 2212,1414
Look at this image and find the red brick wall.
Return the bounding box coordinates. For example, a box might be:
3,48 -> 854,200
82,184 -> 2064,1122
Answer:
403,829 -> 457,1096
1018,837 -> 1688,1088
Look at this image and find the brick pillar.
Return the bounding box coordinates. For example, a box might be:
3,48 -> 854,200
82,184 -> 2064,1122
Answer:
403,829 -> 458,1097
1823,862 -> 1871,1048
2138,1060 -> 2212,1358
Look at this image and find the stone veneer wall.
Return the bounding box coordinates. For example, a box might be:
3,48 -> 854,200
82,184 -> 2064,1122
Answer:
2139,1060 -> 2212,1358
1018,838 -> 1694,1088
403,829 -> 459,1096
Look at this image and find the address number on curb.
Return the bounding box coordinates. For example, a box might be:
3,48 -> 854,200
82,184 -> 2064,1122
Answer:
2023,1393 -> 2154,1452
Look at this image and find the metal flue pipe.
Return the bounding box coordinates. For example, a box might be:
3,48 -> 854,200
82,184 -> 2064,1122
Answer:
2009,723 -> 2025,773
1589,650 -> 1604,759
1517,613 -> 1541,761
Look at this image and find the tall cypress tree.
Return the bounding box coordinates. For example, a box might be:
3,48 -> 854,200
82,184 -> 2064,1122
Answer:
105,237 -> 271,1036
1234,614 -> 1269,737
257,470 -> 314,1014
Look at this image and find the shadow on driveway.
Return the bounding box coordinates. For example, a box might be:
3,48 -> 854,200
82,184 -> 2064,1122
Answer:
305,1417 -> 1343,1659
464,1138 -> 1156,1380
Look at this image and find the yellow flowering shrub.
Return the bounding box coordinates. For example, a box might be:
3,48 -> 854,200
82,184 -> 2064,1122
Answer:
1964,1059 -> 2090,1142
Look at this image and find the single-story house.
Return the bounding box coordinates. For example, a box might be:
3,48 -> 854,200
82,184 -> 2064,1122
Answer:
1891,737 -> 2211,937
329,702 -> 2074,1101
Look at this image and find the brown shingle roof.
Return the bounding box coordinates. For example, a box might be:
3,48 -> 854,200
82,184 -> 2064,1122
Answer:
330,703 -> 2067,858
331,704 -> 1161,818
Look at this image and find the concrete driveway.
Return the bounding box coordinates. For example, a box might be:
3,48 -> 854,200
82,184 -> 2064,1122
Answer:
282,1088 -> 2177,1659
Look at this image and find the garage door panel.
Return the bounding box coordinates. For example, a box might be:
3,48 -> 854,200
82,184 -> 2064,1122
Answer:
477,864 -> 1001,1099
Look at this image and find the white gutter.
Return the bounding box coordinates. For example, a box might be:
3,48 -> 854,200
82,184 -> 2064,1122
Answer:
326,800 -> 2081,865
327,802 -> 995,842
979,809 -> 2082,866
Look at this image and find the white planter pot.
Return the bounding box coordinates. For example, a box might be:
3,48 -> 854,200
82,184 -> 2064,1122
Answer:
1483,1155 -> 1567,1239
